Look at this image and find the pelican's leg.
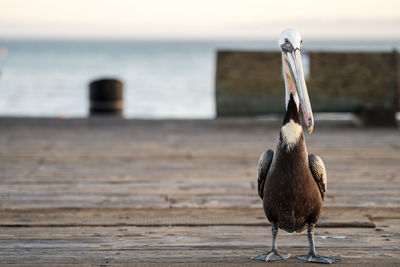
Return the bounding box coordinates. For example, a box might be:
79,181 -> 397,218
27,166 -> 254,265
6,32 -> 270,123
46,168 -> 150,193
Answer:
296,223 -> 341,264
251,222 -> 290,261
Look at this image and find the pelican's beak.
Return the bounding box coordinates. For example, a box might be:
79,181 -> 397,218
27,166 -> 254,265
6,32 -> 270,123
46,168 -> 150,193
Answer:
283,49 -> 314,134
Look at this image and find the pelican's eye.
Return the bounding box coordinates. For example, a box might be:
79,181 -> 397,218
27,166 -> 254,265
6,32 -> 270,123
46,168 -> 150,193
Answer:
284,39 -> 290,46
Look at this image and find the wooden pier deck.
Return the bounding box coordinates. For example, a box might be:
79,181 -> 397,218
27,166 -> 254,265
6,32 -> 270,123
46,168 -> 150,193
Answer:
0,117 -> 399,266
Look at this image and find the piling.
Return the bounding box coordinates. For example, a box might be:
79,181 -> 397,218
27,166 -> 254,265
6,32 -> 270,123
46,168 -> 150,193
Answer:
89,78 -> 123,116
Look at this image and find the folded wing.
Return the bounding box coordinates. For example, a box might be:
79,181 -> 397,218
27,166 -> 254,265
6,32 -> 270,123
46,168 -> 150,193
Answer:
308,154 -> 327,200
257,149 -> 274,200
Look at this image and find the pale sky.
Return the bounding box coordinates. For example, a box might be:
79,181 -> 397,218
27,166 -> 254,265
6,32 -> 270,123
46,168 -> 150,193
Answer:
1,0 -> 400,39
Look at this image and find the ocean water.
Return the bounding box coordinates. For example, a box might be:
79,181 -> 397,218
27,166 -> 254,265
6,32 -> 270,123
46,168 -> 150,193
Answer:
0,39 -> 399,118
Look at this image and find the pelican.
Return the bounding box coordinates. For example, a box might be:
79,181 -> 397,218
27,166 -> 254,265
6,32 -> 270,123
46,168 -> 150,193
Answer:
251,29 -> 340,264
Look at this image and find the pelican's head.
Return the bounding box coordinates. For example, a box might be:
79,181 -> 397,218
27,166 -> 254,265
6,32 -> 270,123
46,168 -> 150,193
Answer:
279,29 -> 314,134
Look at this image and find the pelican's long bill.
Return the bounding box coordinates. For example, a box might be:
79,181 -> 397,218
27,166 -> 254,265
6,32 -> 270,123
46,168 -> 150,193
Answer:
282,48 -> 314,134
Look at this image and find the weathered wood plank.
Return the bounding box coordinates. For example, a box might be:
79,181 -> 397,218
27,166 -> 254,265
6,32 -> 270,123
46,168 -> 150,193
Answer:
0,225 -> 398,264
0,207 -> 398,218
0,215 -> 374,228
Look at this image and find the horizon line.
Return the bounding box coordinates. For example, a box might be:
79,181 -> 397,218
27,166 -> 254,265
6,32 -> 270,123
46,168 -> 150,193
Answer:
1,36 -> 400,42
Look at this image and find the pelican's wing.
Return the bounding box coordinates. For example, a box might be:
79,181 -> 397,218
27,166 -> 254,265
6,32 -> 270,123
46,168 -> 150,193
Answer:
257,149 -> 274,200
308,154 -> 327,200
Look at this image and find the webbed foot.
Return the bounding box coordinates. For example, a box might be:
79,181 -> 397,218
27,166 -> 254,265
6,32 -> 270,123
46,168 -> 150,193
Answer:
296,253 -> 340,264
251,249 -> 290,261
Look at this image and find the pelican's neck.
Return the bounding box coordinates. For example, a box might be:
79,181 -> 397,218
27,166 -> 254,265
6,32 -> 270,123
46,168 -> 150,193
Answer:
281,94 -> 303,150
283,94 -> 301,125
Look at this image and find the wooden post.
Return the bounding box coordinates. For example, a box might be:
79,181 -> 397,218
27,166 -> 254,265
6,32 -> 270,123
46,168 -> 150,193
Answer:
89,78 -> 123,117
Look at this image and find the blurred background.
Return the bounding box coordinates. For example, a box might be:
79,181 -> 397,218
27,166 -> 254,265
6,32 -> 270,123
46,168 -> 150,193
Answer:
0,0 -> 399,118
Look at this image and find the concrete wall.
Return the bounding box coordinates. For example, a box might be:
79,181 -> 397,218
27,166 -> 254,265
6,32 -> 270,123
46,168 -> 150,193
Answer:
215,51 -> 399,117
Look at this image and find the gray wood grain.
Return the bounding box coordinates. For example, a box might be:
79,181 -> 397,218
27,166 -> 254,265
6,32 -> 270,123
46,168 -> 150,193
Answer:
0,118 -> 399,264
